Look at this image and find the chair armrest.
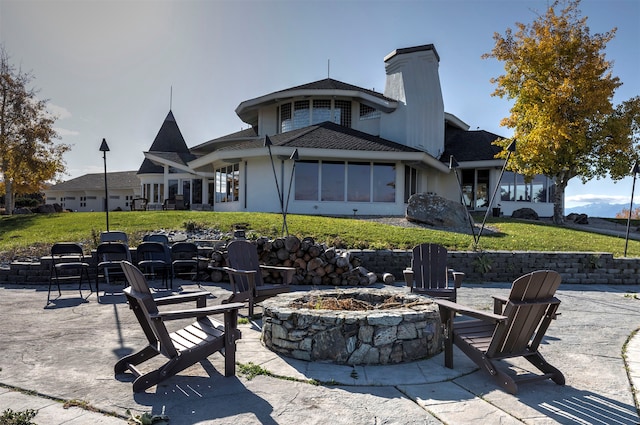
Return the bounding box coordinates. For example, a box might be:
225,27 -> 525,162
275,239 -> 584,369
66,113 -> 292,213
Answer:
448,270 -> 464,288
154,291 -> 213,307
434,299 -> 507,323
223,267 -> 257,277
223,267 -> 257,294
492,295 -> 508,314
403,269 -> 414,288
150,302 -> 244,321
259,265 -> 295,284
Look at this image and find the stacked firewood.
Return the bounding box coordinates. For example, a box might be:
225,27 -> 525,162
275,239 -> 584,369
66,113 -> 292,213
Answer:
207,236 -> 377,286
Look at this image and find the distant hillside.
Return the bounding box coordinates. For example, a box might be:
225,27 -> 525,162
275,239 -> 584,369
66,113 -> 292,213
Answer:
565,203 -> 627,218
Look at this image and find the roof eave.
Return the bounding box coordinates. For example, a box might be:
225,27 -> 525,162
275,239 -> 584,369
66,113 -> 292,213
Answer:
144,152 -> 193,174
235,89 -> 399,125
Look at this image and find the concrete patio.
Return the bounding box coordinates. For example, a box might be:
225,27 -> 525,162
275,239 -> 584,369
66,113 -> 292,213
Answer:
0,279 -> 638,424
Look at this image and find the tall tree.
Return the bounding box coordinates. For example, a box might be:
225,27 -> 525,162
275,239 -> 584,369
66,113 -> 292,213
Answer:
0,46 -> 69,214
484,0 -> 637,224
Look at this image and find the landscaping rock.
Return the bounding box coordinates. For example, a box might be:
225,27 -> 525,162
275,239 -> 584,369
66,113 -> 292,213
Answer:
36,204 -> 57,214
12,207 -> 33,215
567,213 -> 589,224
406,192 -> 470,228
511,207 -> 539,220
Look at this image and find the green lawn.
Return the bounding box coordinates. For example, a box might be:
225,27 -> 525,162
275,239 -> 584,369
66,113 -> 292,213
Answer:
1,210 -> 639,260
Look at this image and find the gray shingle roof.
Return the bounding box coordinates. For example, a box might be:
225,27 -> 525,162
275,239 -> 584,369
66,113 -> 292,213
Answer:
48,171 -> 139,191
442,125 -> 505,162
138,110 -> 193,174
269,78 -> 394,103
215,121 -> 422,153
148,111 -> 190,153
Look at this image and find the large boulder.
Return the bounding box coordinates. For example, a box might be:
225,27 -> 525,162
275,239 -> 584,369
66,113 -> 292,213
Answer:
12,207 -> 33,215
36,204 -> 57,214
511,207 -> 539,220
406,193 -> 471,228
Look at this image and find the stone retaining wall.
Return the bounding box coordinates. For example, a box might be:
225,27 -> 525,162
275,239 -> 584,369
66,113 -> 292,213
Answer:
1,250 -> 639,285
354,250 -> 639,285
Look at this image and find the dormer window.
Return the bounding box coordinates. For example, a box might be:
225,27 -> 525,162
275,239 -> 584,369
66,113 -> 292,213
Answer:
279,99 -> 352,133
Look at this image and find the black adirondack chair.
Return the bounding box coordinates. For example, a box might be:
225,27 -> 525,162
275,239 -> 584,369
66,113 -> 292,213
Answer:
403,243 -> 464,302
435,269 -> 565,394
115,261 -> 243,392
223,240 -> 294,316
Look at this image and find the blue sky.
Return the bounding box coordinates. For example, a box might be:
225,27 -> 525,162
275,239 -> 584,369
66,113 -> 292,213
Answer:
1,0 -> 638,209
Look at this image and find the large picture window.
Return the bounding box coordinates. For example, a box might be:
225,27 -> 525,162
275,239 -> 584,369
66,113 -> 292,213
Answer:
295,160 -> 395,203
347,162 -> 370,202
322,161 -> 345,201
373,163 -> 396,202
295,161 -> 319,200
501,171 -> 553,203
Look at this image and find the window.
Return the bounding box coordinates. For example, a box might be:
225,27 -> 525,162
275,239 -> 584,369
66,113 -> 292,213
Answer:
143,183 -> 164,203
293,100 -> 310,129
359,104 -> 380,120
347,162 -> 370,202
312,99 -> 331,124
334,100 -> 351,127
280,103 -> 292,132
404,166 -> 419,202
192,179 -> 203,204
294,160 -> 396,203
278,99 -> 352,132
182,180 -> 191,204
168,179 -> 178,199
295,161 -> 319,200
501,172 -> 553,203
322,161 -> 345,201
215,163 -> 240,203
373,163 -> 396,202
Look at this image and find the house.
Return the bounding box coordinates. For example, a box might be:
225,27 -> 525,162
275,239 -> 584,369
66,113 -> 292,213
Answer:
48,43 -> 557,217
45,171 -> 142,212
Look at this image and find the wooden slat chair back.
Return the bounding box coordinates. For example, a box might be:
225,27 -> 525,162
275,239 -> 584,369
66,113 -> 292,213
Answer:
487,271 -> 562,358
47,242 -> 93,305
403,243 -> 464,302
435,270 -> 564,394
115,261 -> 243,392
224,240 -> 294,316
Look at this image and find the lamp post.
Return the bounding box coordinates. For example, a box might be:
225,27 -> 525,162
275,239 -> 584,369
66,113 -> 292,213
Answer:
624,161 -> 639,257
99,138 -> 110,231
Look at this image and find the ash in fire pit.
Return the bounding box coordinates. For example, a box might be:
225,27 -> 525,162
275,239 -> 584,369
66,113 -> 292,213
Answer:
261,288 -> 441,365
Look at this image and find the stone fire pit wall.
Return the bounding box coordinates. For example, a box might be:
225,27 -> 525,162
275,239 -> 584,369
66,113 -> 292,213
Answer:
261,289 -> 441,365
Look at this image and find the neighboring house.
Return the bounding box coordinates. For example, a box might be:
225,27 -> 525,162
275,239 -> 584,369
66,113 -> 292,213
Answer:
48,43 -> 557,217
45,171 -> 141,212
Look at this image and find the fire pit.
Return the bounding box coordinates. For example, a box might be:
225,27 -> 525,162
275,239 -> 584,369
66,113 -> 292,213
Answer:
260,288 -> 441,365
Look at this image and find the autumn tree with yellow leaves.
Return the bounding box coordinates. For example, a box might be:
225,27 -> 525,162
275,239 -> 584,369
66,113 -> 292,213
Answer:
484,0 -> 639,224
0,45 -> 69,214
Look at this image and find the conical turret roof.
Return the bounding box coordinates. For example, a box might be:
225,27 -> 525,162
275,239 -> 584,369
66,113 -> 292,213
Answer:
138,110 -> 192,174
